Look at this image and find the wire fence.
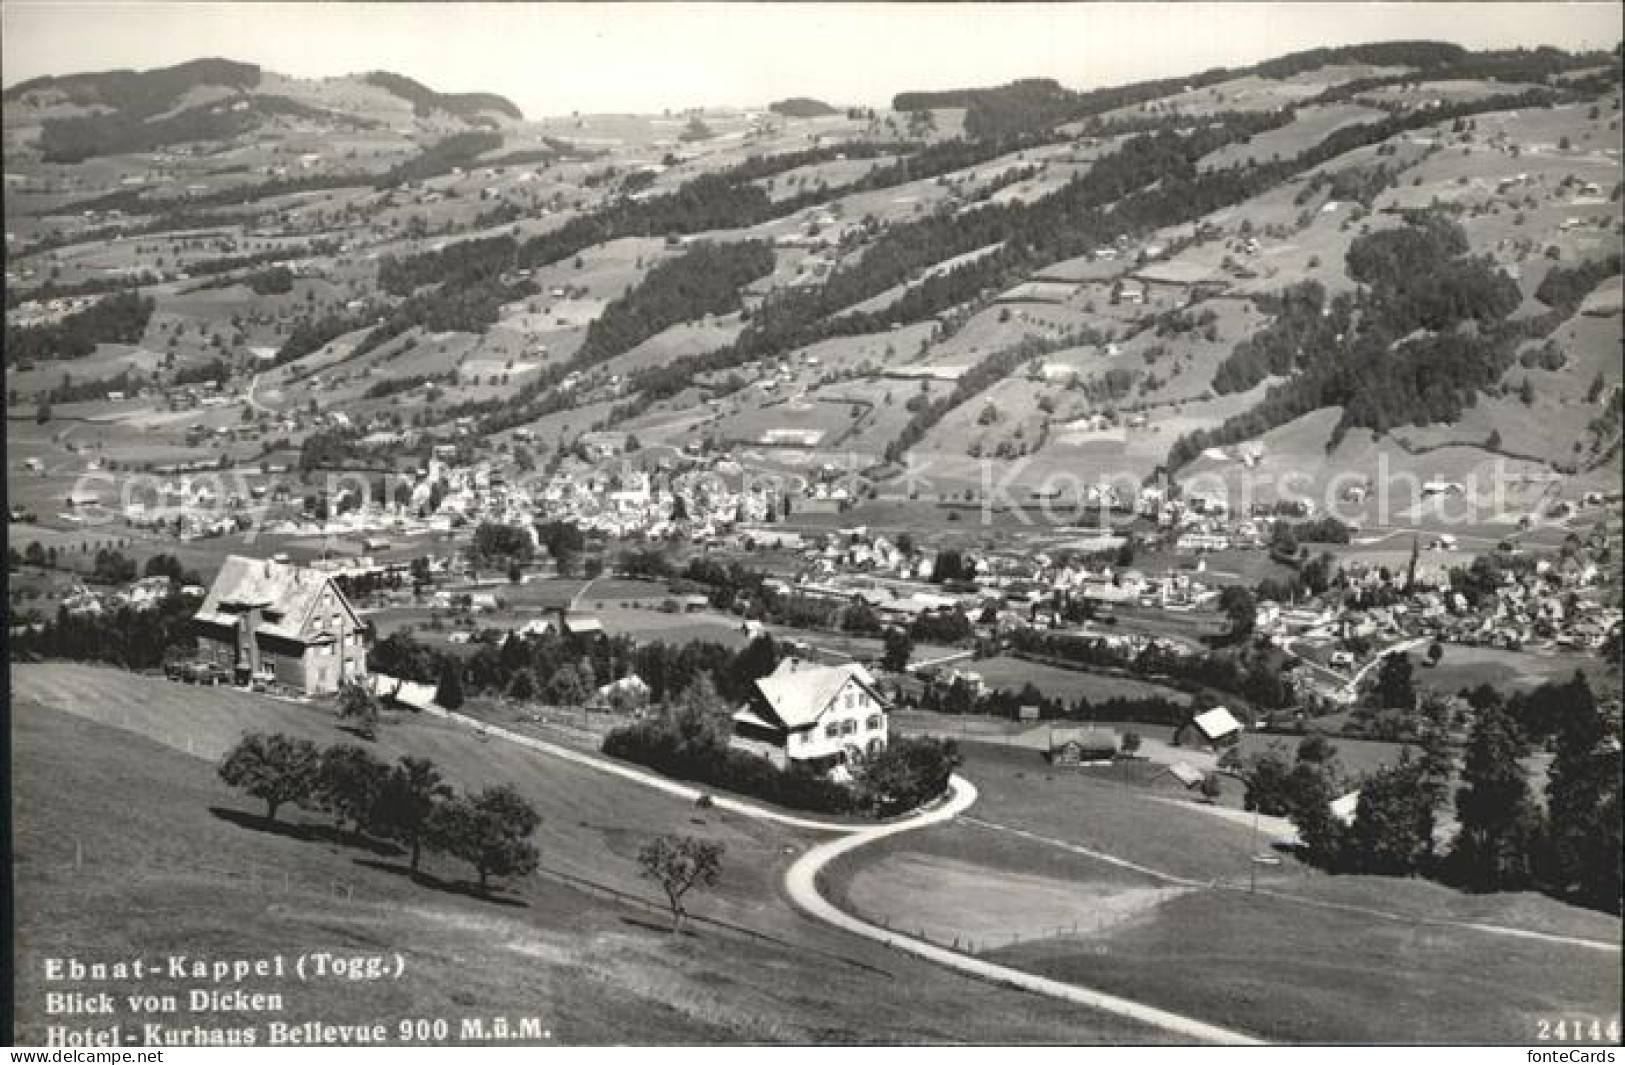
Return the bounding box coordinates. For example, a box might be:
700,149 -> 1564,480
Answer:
859,905 -> 1140,957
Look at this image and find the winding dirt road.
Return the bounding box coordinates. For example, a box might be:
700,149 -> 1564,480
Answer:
424,706 -> 1267,1042
782,776 -> 1266,1045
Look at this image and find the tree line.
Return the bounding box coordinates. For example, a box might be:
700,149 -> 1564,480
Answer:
1169,209 -> 1536,469
10,592 -> 198,672
5,291 -> 155,366
1008,626 -> 1296,710
217,731 -> 539,895
1239,673 -> 1619,914
574,240 -> 774,365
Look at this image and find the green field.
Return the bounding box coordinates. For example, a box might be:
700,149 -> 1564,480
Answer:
962,656 -> 1193,704
1409,645 -> 1605,695
824,740 -> 1622,1044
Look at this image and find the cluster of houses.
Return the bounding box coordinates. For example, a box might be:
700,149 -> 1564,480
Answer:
47,574 -> 206,618
154,550 -> 900,779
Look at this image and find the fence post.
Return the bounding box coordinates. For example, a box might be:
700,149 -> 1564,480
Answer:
74,840 -> 82,870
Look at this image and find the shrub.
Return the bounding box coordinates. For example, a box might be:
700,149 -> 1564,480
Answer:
850,736 -> 960,817
602,718 -> 856,815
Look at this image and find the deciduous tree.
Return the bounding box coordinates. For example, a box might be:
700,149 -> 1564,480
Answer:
426,784 -> 541,895
637,834 -> 726,932
218,732 -> 322,823
374,756 -> 452,873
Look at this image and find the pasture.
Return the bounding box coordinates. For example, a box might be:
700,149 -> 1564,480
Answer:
959,656 -> 1193,704
992,884 -> 1620,1044
824,738 -> 1621,1044
1408,644 -> 1604,695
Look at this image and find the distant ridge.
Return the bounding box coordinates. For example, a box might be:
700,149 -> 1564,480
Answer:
3,57 -> 261,110
362,70 -> 524,123
885,40 -> 1610,139
2,58 -> 523,162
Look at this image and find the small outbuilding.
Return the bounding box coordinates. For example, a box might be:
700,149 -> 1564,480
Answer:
1192,707 -> 1243,747
1048,726 -> 1121,766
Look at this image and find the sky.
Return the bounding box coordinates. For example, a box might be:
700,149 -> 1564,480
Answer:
3,2 -> 1621,118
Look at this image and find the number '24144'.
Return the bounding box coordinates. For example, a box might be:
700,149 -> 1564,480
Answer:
1535,1016 -> 1620,1042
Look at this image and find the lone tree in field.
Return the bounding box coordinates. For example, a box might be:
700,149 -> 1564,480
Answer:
218,732 -> 322,823
426,784 -> 541,895
374,756 -> 453,874
435,661 -> 465,711
338,680 -> 381,740
638,835 -> 725,933
316,744 -> 390,840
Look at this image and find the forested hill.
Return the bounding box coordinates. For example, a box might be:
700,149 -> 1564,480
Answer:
2,57 -> 261,108
892,40 -> 1605,139
3,59 -> 521,162
362,71 -> 524,123
5,40 -> 1620,496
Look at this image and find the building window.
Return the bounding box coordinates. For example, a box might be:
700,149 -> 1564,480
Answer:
842,720 -> 857,736
867,714 -> 882,731
825,723 -> 840,739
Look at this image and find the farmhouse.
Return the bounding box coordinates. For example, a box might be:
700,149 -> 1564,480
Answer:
730,658 -> 889,773
561,614 -> 605,636
1048,726 -> 1121,765
192,555 -> 369,695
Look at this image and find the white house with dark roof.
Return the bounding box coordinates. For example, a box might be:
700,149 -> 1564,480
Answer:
730,658 -> 889,773
193,555 -> 368,694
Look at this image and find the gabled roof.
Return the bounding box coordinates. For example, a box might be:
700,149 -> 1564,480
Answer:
752,659 -> 881,729
1330,790 -> 1362,825
369,672 -> 438,710
1167,761 -> 1205,788
194,555 -> 357,643
1049,726 -> 1120,751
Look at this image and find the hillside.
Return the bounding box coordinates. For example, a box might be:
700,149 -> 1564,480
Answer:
3,40 -> 1620,531
5,36 -> 1623,1047
1,58 -> 521,163
11,664 -> 1165,1045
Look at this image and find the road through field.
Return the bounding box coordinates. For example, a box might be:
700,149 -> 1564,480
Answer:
783,783 -> 1265,1046
423,704 -> 1267,1043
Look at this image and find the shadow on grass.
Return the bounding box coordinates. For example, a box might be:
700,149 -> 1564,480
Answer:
352,857 -> 529,908
209,806 -> 404,857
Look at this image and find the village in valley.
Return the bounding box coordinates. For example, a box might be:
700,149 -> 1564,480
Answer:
5,13 -> 1624,1049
